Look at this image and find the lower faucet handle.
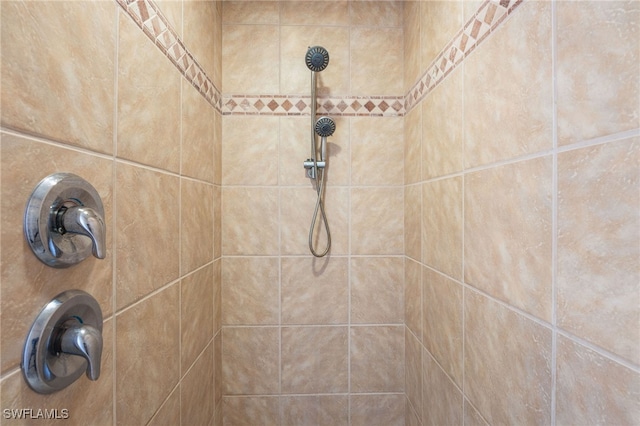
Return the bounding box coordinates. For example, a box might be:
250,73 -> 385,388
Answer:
58,322 -> 103,381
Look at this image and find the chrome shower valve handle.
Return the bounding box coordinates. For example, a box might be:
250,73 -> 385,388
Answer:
22,290 -> 103,394
59,205 -> 106,259
24,173 -> 106,268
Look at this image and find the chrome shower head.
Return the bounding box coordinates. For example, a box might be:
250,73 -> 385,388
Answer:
315,116 -> 336,138
306,46 -> 330,72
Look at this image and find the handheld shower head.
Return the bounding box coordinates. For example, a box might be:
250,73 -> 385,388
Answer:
315,116 -> 335,138
314,116 -> 335,165
306,46 -> 330,72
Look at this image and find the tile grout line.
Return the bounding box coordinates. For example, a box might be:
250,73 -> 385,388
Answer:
111,5 -> 120,425
550,0 -> 559,424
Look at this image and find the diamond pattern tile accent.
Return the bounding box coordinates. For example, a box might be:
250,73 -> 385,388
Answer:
118,0 -> 522,117
322,99 -> 335,111
404,0 -> 522,113
281,100 -> 293,111
221,95 -> 405,116
116,0 -> 221,112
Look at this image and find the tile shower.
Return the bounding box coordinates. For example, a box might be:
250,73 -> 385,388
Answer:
0,1 -> 638,426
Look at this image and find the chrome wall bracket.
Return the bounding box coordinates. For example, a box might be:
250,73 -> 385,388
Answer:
24,173 -> 106,268
303,159 -> 326,179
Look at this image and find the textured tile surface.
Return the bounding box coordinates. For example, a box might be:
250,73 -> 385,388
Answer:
464,291 -> 552,425
557,1 -> 640,145
281,326 -> 349,393
465,157 -> 553,321
557,137 -> 640,364
556,335 -> 640,425
1,1 -> 115,154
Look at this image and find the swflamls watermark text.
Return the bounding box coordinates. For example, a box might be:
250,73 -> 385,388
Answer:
3,408 -> 69,420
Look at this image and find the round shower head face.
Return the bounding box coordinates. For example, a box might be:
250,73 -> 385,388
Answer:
306,46 -> 330,72
315,116 -> 336,138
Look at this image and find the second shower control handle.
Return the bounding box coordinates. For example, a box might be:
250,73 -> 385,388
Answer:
56,318 -> 103,381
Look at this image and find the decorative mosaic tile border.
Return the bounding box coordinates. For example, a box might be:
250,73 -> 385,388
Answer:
405,0 -> 523,113
222,95 -> 405,117
119,0 -> 523,117
116,0 -> 222,111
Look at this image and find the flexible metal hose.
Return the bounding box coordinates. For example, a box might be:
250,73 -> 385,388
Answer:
308,71 -> 331,257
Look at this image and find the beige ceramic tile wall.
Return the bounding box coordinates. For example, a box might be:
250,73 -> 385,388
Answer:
404,1 -> 639,425
221,2 -> 405,424
2,0 -> 636,425
0,1 -> 223,425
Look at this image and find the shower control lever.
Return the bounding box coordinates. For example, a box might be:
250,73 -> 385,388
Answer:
22,290 -> 104,394
24,173 -> 106,268
58,206 -> 106,259
57,319 -> 103,381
